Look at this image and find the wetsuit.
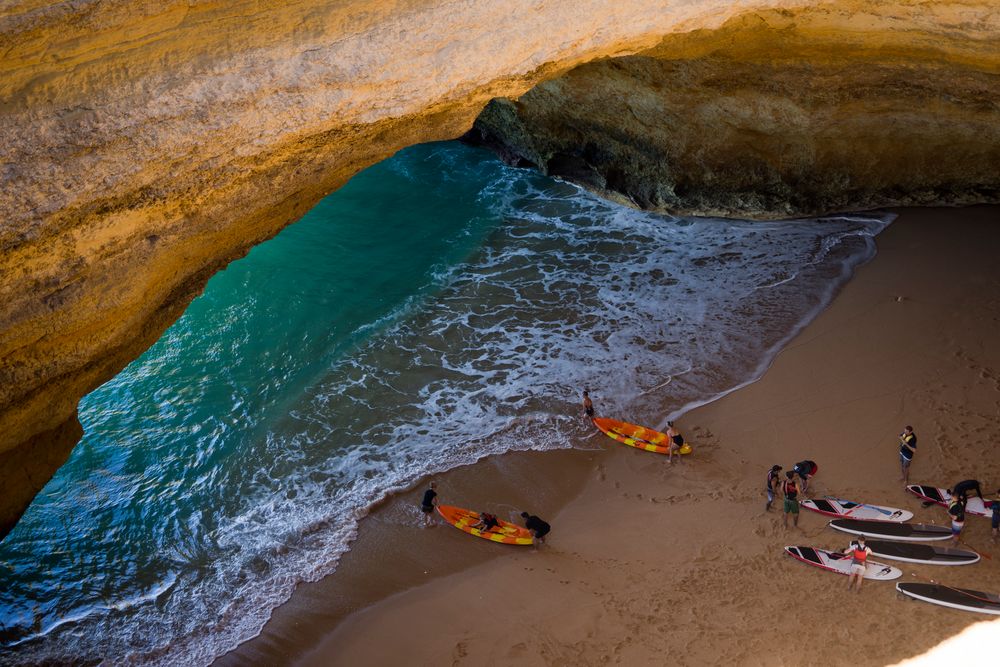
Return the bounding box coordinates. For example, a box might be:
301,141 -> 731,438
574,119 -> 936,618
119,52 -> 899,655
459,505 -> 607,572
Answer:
766,469 -> 781,504
420,488 -> 437,513
524,515 -> 551,538
952,479 -> 983,501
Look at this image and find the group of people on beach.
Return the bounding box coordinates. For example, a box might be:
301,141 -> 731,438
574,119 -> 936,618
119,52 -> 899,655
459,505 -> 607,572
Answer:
764,459 -> 817,528
418,481 -> 551,547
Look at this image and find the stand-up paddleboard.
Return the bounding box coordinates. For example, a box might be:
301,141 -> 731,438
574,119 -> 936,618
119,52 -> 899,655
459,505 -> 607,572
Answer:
436,505 -> 533,545
829,518 -> 952,542
906,485 -> 994,517
784,546 -> 901,580
800,497 -> 912,522
866,540 -> 979,565
592,417 -> 692,455
897,582 -> 1000,615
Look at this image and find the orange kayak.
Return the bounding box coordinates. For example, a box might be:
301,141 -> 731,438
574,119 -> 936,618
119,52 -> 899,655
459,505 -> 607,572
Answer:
592,417 -> 693,455
436,505 -> 534,545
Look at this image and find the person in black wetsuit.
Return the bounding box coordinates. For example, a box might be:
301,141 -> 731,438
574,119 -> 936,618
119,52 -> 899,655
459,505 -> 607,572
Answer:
899,426 -> 917,485
420,482 -> 438,526
792,460 -> 816,494
765,465 -> 783,511
582,389 -> 595,420
951,479 -> 984,502
472,512 -> 500,533
520,511 -> 551,547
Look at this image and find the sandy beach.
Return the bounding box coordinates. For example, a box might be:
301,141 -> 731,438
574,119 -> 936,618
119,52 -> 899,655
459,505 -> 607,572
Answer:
222,205 -> 1000,666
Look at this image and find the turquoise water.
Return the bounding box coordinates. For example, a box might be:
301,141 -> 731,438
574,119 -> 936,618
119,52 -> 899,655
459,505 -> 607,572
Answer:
0,142 -> 891,665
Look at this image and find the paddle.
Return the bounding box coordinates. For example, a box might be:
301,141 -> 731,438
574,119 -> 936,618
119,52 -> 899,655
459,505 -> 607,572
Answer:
959,540 -> 993,561
826,496 -> 895,517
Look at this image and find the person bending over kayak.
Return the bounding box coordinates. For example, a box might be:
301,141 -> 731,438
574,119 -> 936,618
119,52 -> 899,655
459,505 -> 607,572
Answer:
665,421 -> 684,464
472,512 -> 500,533
520,511 -> 551,547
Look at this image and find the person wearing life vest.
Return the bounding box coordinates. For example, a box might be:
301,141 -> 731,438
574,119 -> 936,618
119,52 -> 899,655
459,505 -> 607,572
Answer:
781,471 -> 801,528
898,425 -> 917,485
765,465 -> 783,511
845,535 -> 872,592
948,496 -> 966,544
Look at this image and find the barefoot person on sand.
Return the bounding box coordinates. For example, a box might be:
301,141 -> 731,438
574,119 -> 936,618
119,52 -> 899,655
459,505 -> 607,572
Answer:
991,489 -> 1000,544
845,535 -> 872,593
782,471 -> 801,529
948,496 -> 966,545
520,511 -> 551,547
765,465 -> 783,511
665,421 -> 684,464
899,425 -> 917,484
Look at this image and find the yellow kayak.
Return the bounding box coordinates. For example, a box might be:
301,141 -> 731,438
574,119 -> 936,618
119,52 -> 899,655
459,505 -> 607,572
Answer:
436,505 -> 534,545
592,417 -> 693,455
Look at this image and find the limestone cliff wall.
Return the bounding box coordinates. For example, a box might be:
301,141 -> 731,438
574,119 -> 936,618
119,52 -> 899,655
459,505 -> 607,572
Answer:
470,7 -> 1000,218
0,0 -> 997,538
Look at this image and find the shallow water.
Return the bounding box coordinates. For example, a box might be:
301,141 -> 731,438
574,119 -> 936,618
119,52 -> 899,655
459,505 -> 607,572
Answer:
0,142 -> 891,665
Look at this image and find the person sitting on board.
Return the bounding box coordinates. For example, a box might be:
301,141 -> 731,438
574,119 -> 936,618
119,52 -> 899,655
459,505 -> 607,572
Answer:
898,425 -> 917,485
951,479 -> 984,502
991,489 -> 1000,544
765,465 -> 783,511
792,460 -> 816,493
472,512 -> 500,533
782,471 -> 801,529
844,535 -> 872,593
520,511 -> 551,547
419,481 -> 438,526
582,388 -> 595,420
948,496 -> 966,544
665,421 -> 684,464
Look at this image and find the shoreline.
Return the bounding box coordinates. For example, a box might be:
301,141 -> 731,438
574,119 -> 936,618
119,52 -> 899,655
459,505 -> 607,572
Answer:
222,205 -> 1000,666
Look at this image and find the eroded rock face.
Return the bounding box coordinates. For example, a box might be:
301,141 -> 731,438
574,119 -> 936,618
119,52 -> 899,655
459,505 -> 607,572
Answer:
0,0 -> 998,538
469,9 -> 1000,218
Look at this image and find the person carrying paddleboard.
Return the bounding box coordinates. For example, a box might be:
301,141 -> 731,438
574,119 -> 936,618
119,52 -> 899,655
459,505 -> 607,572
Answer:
899,425 -> 917,485
520,511 -> 551,547
782,471 -> 801,529
765,465 -> 783,511
845,535 -> 872,593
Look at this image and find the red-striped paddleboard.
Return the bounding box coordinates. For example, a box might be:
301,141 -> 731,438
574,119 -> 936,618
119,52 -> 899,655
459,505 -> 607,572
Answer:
906,485 -> 994,517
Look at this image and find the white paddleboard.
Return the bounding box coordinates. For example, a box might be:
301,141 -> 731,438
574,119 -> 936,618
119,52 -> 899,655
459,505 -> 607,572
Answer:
906,485 -> 994,517
784,546 -> 901,580
800,497 -> 912,522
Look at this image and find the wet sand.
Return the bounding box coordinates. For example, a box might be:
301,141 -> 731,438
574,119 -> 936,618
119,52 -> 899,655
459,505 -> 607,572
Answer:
221,206 -> 1000,666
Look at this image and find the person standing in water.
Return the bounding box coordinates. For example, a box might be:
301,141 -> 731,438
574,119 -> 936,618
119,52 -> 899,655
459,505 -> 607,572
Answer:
582,389 -> 595,420
420,481 -> 438,526
899,425 -> 917,485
